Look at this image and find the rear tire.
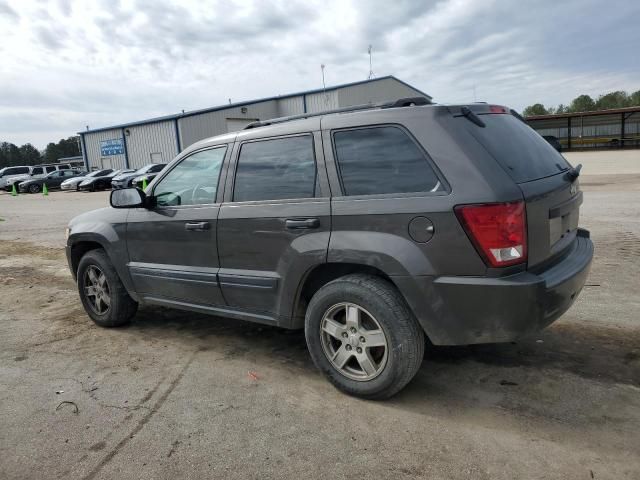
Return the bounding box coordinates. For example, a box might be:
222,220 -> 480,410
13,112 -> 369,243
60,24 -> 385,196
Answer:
77,249 -> 137,327
305,274 -> 424,399
28,184 -> 40,194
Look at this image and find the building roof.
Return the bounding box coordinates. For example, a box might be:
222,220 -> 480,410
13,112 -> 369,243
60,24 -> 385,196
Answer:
79,76 -> 430,135
526,105 -> 640,121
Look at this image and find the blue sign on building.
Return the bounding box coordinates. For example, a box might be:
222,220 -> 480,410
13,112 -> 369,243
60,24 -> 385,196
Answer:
100,138 -> 125,156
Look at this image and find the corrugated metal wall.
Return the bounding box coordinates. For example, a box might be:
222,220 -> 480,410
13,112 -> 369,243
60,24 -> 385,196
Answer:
83,78 -> 434,169
337,77 -> 424,106
305,90 -> 339,113
178,100 -> 279,148
84,129 -> 126,170
276,96 -> 305,116
126,121 -> 178,169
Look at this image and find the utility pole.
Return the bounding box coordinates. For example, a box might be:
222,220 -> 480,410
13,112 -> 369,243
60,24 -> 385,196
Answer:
368,45 -> 375,80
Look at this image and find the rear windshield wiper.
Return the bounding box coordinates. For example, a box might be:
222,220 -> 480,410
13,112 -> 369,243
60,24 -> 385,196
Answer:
460,107 -> 486,127
565,163 -> 582,181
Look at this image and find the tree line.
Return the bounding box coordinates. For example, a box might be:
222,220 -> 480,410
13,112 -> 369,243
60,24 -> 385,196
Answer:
522,89 -> 640,117
0,137 -> 81,169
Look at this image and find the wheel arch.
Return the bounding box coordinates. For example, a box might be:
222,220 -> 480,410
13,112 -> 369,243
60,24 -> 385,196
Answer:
290,263 -> 404,329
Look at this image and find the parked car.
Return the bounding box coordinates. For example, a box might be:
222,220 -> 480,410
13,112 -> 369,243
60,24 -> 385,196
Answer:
111,164 -> 166,189
1,165 -> 32,191
131,172 -> 160,190
19,169 -> 85,193
79,169 -> 133,191
61,169 -> 113,191
66,98 -> 593,399
4,164 -> 72,191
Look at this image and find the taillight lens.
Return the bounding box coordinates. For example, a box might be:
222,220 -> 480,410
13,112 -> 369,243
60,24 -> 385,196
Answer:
455,201 -> 527,267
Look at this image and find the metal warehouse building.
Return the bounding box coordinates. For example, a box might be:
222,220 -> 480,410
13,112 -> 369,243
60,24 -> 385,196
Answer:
79,76 -> 430,171
527,106 -> 640,150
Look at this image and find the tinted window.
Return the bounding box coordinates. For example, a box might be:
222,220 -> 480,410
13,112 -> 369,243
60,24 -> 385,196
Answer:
149,164 -> 166,173
461,114 -> 570,183
32,167 -> 43,175
233,135 -> 316,202
58,165 -> 70,170
45,166 -> 56,173
5,167 -> 29,175
333,126 -> 441,196
154,147 -> 226,207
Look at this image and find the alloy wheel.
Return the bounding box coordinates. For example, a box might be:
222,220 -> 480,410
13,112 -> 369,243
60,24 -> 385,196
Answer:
319,302 -> 388,381
83,265 -> 111,315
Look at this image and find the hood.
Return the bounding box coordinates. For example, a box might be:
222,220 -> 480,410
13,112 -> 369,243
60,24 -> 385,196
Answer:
113,172 -> 137,181
62,176 -> 86,185
68,206 -> 127,231
79,177 -> 97,185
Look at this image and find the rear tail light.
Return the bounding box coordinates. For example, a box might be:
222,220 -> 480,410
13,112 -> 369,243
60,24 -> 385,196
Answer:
455,201 -> 527,267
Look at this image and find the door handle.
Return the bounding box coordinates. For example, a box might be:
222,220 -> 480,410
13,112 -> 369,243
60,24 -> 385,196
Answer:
285,218 -> 320,229
185,221 -> 210,231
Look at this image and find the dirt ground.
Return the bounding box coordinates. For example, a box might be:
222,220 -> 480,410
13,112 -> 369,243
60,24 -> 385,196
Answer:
0,158 -> 639,479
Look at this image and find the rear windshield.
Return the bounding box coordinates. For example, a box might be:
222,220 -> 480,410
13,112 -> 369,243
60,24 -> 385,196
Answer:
462,114 -> 570,183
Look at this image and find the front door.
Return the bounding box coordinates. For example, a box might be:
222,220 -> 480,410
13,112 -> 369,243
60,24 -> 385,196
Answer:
126,145 -> 229,307
217,129 -> 331,324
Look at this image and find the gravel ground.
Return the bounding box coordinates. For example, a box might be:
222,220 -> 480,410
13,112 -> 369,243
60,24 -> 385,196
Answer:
0,157 -> 639,479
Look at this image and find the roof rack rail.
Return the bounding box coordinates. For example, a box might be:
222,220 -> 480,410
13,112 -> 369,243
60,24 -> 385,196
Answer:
243,96 -> 432,129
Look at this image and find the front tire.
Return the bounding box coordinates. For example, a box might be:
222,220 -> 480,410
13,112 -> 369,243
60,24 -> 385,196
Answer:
28,184 -> 40,194
305,274 -> 424,399
77,249 -> 137,327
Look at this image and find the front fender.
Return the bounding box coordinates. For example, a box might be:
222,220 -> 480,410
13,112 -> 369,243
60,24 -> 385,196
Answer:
66,208 -> 138,301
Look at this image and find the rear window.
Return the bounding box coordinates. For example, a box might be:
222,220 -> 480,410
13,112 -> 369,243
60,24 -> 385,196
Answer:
333,126 -> 442,196
463,114 -> 570,183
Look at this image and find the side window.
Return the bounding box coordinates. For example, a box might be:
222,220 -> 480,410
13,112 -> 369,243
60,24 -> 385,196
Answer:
333,126 -> 442,196
58,165 -> 70,170
19,167 -> 29,174
233,135 -> 316,202
153,146 -> 226,207
45,166 -> 56,173
32,167 -> 43,175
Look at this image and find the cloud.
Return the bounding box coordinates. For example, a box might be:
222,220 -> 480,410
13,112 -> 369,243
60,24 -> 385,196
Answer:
0,0 -> 638,148
0,0 -> 18,20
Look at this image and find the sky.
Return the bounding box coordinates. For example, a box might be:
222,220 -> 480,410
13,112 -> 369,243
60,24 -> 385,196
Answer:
0,0 -> 639,148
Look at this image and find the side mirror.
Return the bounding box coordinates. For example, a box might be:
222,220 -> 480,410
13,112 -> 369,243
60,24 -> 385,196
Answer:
110,188 -> 147,209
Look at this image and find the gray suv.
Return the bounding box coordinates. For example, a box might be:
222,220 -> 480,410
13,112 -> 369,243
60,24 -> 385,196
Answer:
66,99 -> 593,399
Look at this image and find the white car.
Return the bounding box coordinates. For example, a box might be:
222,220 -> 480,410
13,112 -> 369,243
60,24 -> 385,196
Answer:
1,166 -> 31,191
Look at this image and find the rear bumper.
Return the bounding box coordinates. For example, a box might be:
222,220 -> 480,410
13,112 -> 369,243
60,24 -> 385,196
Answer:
394,229 -> 594,345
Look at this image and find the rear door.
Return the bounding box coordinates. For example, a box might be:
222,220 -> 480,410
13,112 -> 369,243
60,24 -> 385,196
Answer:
126,145 -> 230,307
217,121 -> 330,324
457,110 -> 579,267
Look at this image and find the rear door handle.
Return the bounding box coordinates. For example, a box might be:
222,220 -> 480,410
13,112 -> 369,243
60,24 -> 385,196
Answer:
285,218 -> 320,229
185,221 -> 210,231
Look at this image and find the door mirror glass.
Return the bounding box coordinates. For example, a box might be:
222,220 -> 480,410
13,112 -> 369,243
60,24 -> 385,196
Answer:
111,188 -> 146,208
